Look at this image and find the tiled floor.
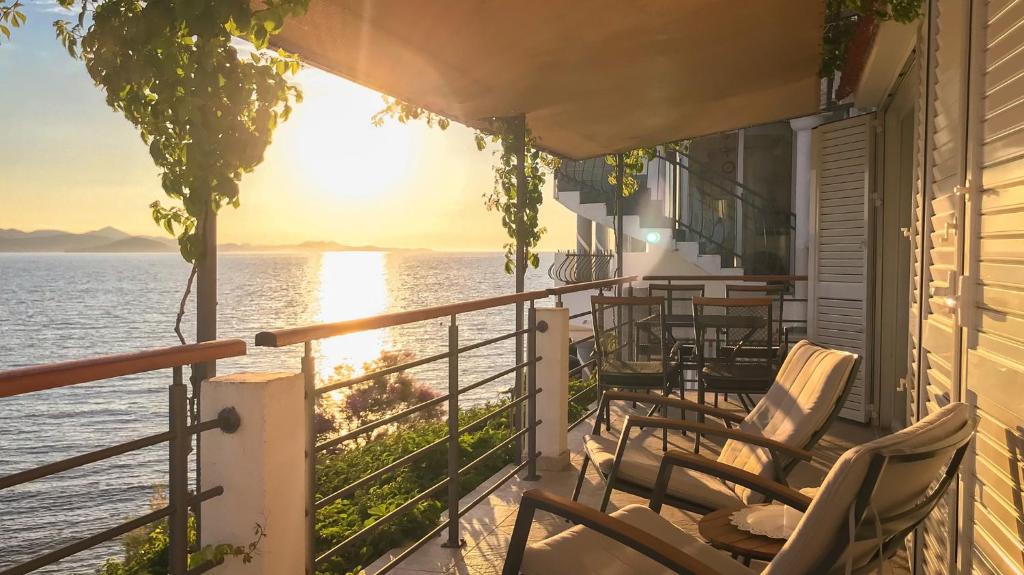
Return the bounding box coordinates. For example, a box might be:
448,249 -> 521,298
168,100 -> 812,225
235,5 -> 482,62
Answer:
364,396 -> 908,574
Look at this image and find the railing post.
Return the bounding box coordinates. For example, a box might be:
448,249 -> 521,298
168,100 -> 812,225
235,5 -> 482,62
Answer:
525,302 -> 540,481
443,315 -> 465,548
168,366 -> 189,575
303,342 -> 316,575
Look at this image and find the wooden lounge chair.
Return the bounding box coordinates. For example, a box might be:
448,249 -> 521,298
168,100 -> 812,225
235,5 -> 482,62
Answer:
573,340 -> 861,514
504,402 -> 976,575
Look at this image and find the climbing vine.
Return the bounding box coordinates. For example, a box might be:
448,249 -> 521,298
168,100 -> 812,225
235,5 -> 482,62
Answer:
0,1 -> 26,44
604,142 -> 685,199
372,96 -> 559,274
39,0 -> 310,341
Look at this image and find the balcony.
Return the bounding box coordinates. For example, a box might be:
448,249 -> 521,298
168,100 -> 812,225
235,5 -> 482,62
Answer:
365,400 -> 902,575
0,275 -> 889,575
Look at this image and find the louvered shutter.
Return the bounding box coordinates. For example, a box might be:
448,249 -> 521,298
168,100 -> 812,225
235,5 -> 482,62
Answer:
915,0 -> 970,573
959,0 -> 1024,572
809,114 -> 872,423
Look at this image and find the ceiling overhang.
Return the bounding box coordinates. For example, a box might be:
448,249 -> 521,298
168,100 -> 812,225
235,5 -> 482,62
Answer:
272,0 -> 825,159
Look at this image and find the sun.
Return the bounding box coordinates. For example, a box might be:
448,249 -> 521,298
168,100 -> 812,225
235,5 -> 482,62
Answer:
284,69 -> 416,200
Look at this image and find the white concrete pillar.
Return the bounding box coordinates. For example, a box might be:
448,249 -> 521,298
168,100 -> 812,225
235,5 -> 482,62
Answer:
790,115 -> 826,299
594,223 -> 612,253
535,307 -> 570,471
200,372 -> 306,574
576,215 -> 593,254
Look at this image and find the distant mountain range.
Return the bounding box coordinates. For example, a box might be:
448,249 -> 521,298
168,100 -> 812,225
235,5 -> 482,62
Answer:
0,227 -> 425,253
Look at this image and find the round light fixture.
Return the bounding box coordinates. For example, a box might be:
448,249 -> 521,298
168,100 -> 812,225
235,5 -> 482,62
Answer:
644,231 -> 662,244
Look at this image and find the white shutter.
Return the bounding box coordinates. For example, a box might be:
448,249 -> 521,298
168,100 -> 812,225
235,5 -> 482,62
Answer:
960,0 -> 1024,572
809,113 -> 873,423
915,0 -> 970,573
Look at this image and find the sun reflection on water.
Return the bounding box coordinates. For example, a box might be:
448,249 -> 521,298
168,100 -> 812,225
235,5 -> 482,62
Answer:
314,252 -> 390,383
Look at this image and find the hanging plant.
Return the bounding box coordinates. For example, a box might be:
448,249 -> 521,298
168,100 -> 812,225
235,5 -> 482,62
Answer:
45,0 -> 309,342
821,0 -> 924,78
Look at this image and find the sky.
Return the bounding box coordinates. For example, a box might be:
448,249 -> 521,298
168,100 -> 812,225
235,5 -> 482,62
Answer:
0,2 -> 576,251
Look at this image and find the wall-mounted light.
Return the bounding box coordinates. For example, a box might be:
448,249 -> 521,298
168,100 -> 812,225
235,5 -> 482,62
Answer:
645,231 -> 662,244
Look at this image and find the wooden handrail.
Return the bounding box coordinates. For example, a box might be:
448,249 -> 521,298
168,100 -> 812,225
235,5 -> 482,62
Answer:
546,275 -> 636,295
642,274 -> 807,282
257,289 -> 551,348
0,339 -> 247,398
257,276 -> 639,348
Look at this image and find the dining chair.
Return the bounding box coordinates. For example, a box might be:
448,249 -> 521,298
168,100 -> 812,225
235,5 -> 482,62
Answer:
726,283 -> 787,361
648,283 -> 704,393
504,402 -> 976,575
694,296 -> 774,412
590,296 -> 680,440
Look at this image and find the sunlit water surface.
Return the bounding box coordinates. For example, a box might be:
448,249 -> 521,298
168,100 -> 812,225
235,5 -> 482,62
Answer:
0,252 -> 554,573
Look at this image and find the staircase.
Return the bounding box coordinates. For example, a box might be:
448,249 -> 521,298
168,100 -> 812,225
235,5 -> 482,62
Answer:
554,154 -> 795,277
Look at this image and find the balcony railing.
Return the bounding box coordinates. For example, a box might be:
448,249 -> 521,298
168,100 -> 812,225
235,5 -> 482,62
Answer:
0,340 -> 247,575
254,276 -> 635,575
548,250 -> 614,284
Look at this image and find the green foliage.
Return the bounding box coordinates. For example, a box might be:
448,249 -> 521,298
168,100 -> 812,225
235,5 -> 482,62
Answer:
568,375 -> 598,424
605,148 -> 657,198
0,1 -> 27,43
96,512 -> 264,574
314,403 -> 514,575
372,96 -> 560,275
479,118 -> 558,275
50,0 -> 309,262
821,0 -> 924,78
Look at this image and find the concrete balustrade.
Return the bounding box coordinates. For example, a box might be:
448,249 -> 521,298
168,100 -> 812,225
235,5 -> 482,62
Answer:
200,372 -> 306,574
534,307 -> 570,471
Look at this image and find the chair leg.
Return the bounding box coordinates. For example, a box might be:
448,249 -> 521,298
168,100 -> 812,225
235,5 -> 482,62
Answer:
599,475 -> 616,512
714,393 -> 719,408
572,454 -> 590,502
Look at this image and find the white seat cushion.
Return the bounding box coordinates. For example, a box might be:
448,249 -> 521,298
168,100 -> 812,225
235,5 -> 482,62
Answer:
521,504 -> 757,575
584,434 -> 742,510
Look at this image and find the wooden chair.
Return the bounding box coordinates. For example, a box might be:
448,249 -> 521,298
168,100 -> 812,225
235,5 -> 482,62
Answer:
648,284 -> 704,393
572,341 -> 860,514
590,296 -> 680,446
726,283 -> 788,348
695,296 -> 775,412
504,402 -> 976,575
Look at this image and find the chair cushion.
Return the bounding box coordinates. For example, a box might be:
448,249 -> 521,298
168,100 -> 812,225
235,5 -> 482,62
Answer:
701,362 -> 774,389
763,403 -> 973,575
718,340 -> 857,503
584,434 -> 742,511
601,359 -> 679,389
521,504 -> 757,575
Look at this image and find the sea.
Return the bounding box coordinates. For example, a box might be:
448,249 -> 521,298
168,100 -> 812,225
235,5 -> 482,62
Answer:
0,251 -> 557,573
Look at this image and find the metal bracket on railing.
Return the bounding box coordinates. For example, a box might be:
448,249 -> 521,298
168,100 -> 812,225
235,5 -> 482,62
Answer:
217,407 -> 241,434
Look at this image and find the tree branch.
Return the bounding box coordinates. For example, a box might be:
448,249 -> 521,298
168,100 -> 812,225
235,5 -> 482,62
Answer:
174,263 -> 199,345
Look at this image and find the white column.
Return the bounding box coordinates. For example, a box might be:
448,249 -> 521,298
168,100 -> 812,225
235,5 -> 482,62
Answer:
535,307 -> 570,471
594,223 -> 612,253
200,372 -> 306,574
576,215 -> 593,253
790,115 -> 826,299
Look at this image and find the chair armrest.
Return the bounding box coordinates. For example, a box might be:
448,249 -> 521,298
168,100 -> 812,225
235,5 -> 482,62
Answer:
503,489 -> 723,575
624,415 -> 813,463
650,451 -> 812,513
600,390 -> 745,424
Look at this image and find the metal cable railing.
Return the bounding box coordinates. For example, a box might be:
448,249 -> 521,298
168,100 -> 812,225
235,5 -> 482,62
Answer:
0,340 -> 247,575
255,276 -> 635,575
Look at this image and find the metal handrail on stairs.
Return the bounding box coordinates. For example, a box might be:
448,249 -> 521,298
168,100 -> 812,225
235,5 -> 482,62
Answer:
660,152 -> 795,273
